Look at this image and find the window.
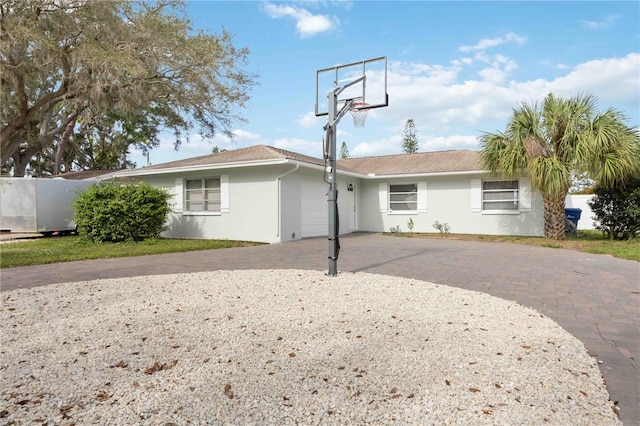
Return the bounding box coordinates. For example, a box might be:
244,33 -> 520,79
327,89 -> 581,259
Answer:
389,184 -> 418,212
482,180 -> 519,211
185,177 -> 221,212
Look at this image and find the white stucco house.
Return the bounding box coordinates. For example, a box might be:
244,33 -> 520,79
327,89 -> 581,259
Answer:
113,145 -> 545,243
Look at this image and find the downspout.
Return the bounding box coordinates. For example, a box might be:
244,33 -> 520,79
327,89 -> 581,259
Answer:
276,165 -> 300,239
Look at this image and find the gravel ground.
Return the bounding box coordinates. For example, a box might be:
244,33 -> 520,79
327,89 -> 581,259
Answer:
0,270 -> 619,425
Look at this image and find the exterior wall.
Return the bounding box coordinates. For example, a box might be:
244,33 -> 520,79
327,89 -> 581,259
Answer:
565,194 -> 597,230
141,166 -> 285,243
279,169 -> 302,242
137,164 -> 550,242
358,174 -> 545,237
139,165 -> 361,244
281,168 -> 359,240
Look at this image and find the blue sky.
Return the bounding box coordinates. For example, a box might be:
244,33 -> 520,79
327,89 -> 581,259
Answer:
130,1 -> 640,167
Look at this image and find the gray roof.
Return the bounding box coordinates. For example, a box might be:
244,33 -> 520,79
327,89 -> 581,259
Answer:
122,145 -> 483,177
337,149 -> 482,176
138,145 -> 326,170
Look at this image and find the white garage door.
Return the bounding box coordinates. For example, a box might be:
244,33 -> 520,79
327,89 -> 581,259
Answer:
301,179 -> 328,238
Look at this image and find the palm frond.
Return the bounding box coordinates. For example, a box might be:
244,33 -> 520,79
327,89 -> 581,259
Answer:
527,156 -> 571,198
479,130 -> 526,178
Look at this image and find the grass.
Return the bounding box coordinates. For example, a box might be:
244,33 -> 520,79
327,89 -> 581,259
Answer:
384,230 -> 640,262
0,236 -> 263,268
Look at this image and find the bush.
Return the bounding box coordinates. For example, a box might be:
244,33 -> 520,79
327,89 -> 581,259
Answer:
73,181 -> 171,242
588,177 -> 640,240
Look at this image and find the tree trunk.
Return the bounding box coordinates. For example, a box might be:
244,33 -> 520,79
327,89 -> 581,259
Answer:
54,116 -> 77,175
542,193 -> 568,240
11,146 -> 38,177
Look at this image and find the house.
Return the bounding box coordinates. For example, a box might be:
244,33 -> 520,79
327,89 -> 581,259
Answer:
113,145 -> 544,243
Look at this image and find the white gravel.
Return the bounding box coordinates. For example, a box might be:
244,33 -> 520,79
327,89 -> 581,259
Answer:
1,269 -> 619,425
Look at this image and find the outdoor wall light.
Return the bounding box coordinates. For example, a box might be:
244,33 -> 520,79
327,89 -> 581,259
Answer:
347,184 -> 354,192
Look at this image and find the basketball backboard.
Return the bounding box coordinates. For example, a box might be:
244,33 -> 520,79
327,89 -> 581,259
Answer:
315,56 -> 388,116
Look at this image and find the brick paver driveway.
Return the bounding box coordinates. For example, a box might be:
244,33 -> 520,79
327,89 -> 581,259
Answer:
2,233 -> 639,424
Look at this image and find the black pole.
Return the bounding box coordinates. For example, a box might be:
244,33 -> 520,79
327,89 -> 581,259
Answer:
326,91 -> 339,276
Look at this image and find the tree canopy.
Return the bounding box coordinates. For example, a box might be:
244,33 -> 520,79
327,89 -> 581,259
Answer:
1,0 -> 256,176
479,93 -> 639,240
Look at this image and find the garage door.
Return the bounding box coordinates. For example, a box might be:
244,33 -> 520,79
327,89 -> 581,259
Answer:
301,179 -> 328,238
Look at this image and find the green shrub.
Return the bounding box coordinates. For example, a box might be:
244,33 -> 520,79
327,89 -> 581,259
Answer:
588,177 -> 640,240
73,181 -> 171,242
432,221 -> 451,234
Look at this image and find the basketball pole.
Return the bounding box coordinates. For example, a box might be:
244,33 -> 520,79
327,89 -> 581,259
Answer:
324,76 -> 364,277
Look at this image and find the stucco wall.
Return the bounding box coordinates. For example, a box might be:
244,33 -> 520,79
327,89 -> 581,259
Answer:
141,166 -> 284,243
358,174 -> 545,237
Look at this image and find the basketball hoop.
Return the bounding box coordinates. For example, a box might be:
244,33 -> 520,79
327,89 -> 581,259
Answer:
349,102 -> 369,127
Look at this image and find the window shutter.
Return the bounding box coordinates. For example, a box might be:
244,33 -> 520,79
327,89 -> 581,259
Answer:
379,183 -> 387,212
221,174 -> 229,213
470,179 -> 481,212
174,177 -> 183,212
519,177 -> 531,211
417,181 -> 427,212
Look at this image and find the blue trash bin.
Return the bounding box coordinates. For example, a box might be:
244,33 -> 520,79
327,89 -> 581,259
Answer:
564,208 -> 582,233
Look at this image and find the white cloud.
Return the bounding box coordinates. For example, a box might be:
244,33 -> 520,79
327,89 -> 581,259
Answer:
263,2 -> 337,37
477,54 -> 518,84
351,135 -> 400,157
422,135 -> 479,151
378,52 -> 639,140
274,138 -> 323,156
297,111 -> 322,128
581,15 -> 620,30
548,53 -> 640,106
231,129 -> 262,141
459,32 -> 527,52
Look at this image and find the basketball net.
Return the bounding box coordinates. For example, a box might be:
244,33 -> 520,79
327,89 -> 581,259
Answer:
349,102 -> 369,127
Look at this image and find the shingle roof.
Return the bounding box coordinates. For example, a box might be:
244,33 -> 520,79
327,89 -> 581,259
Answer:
337,150 -> 482,176
120,144 -> 483,177
138,145 -> 326,170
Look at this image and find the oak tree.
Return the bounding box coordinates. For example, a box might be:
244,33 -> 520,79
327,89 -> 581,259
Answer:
1,0 -> 256,176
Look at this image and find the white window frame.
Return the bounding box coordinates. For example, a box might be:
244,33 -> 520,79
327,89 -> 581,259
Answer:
174,175 -> 229,215
481,179 -> 520,214
184,176 -> 221,214
388,183 -> 418,213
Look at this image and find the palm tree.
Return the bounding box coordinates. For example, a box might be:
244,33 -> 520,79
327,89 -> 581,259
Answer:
479,93 -> 639,240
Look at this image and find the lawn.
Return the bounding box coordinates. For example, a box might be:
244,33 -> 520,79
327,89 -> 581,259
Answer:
384,230 -> 640,262
0,236 -> 263,268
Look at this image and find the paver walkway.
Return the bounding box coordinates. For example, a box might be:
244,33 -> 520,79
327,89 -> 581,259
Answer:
2,233 -> 639,424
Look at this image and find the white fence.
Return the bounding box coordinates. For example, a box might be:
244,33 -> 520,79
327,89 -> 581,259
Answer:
565,194 -> 597,230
